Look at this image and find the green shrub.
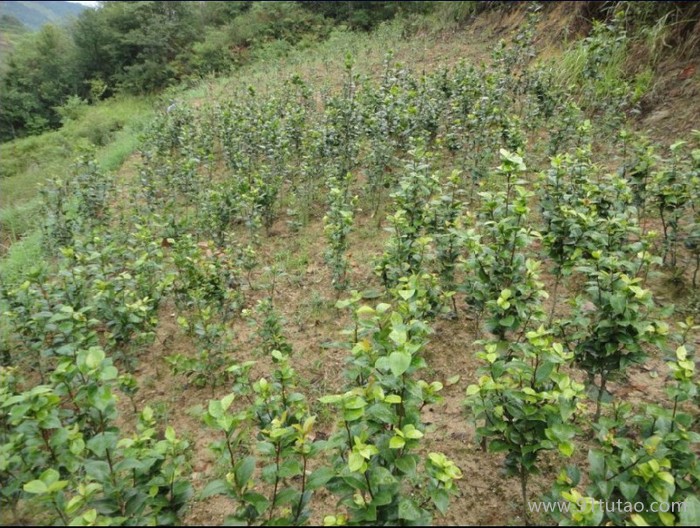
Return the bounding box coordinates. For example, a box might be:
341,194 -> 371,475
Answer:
228,2 -> 331,49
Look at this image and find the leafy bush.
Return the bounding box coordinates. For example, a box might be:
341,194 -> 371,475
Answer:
229,2 -> 331,49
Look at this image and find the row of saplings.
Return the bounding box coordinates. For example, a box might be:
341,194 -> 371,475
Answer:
1,140 -> 699,525
365,146 -> 700,526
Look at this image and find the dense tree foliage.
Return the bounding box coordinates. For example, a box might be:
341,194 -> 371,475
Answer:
0,24 -> 78,139
73,1 -> 200,95
0,1 -> 430,142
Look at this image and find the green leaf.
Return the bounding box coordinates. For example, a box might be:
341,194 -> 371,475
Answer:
619,481 -> 639,501
610,294 -> 626,314
223,515 -> 249,526
432,488 -> 450,515
361,289 -> 383,299
335,298 -> 353,309
344,396 -> 367,410
348,452 -> 365,472
389,328 -> 408,346
208,400 -> 223,419
242,491 -> 270,515
376,302 -> 392,313
102,366 -> 118,381
588,450 -> 605,480
24,480 -> 48,495
445,375 -> 461,386
85,347 -> 105,369
596,479 -> 612,499
659,511 -> 675,526
558,441 -> 575,457
279,458 -> 303,478
397,289 -> 415,301
656,471 -> 674,485
372,490 -> 393,507
165,426 -> 176,442
403,425 -> 423,440
398,498 -> 422,521
343,407 -> 365,422
499,315 -> 515,327
365,403 -> 394,423
40,468 -> 60,485
630,514 -> 650,526
66,496 -> 83,516
680,496 -> 700,526
390,436 -> 406,449
87,432 -> 118,457
306,467 -> 334,490
394,455 -> 417,475
535,361 -> 555,384
83,460 -> 110,482
47,480 -> 68,493
235,457 -> 256,490
274,487 -> 299,507
388,351 -> 411,377
125,493 -> 148,517
488,440 -> 510,453
356,306 -> 375,317
221,393 -> 235,412
201,479 -> 228,499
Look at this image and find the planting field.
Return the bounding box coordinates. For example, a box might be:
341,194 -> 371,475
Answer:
1,3 -> 699,526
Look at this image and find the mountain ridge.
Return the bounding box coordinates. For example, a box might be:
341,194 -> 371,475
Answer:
0,1 -> 87,30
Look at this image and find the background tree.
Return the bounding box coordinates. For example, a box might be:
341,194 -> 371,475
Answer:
0,24 -> 78,139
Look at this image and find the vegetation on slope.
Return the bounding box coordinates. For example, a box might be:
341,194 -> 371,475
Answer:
0,1 -> 432,141
0,14 -> 28,64
1,2 -> 700,527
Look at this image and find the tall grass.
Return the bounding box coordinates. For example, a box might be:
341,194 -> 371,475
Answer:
547,2 -> 698,113
96,107 -> 154,172
0,198 -> 41,246
0,230 -> 43,284
552,21 -> 629,92
431,1 -> 479,29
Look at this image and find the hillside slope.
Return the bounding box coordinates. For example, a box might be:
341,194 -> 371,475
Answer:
0,13 -> 26,63
1,3 -> 699,527
0,0 -> 86,30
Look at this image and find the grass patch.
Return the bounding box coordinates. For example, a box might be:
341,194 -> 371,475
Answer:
0,96 -> 154,250
196,20 -> 414,98
0,229 -> 43,285
0,197 -> 41,245
96,110 -> 154,172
